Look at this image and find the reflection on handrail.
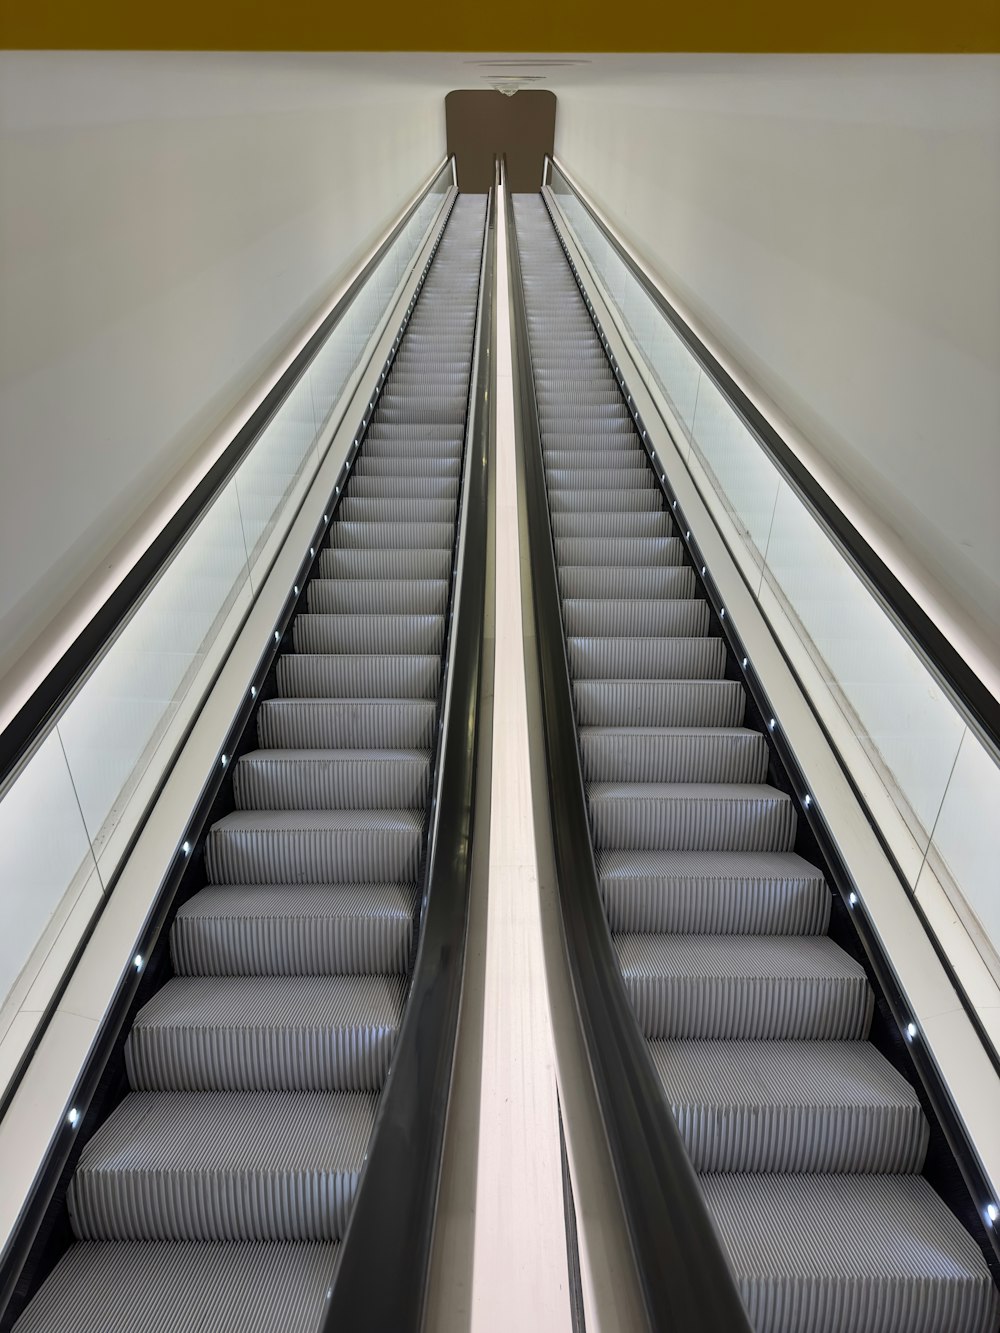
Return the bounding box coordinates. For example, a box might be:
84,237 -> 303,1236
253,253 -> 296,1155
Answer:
542,154 -> 1000,1051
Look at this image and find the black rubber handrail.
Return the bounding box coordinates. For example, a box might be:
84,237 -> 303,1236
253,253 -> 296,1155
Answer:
504,165 -> 752,1332
0,159 -> 455,799
321,180 -> 494,1333
543,155 -> 1000,762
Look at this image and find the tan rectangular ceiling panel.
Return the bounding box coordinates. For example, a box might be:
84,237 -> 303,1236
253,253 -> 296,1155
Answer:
3,0 -> 999,53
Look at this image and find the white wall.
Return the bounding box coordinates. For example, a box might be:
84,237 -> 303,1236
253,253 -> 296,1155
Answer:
0,52 -> 444,692
553,56 -> 1000,660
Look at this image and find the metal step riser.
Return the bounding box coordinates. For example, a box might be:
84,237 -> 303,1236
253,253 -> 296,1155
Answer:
563,602 -> 710,638
69,1172 -> 360,1244
673,1098 -> 928,1174
329,521 -> 455,550
568,638 -> 726,681
276,656 -> 441,701
551,513 -> 674,539
624,975 -> 873,1040
347,476 -> 460,497
588,795 -> 797,853
581,734 -> 768,785
233,756 -> 430,812
206,828 -> 423,885
549,490 -> 665,514
572,681 -> 746,728
555,538 -> 684,566
338,498 -> 457,524
559,566 -> 695,600
125,1026 -> 398,1093
318,548 -> 452,581
171,912 -> 414,978
600,877 -> 830,936
292,615 -> 445,656
258,701 -> 437,750
306,580 -> 449,616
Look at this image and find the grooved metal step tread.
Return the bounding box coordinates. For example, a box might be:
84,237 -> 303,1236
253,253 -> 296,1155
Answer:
233,749 -> 431,811
330,520 -> 455,549
559,565 -> 695,600
598,848 -> 829,934
258,699 -> 438,750
172,882 -> 417,977
347,473 -> 461,496
572,679 -> 745,727
306,578 -> 449,615
277,654 -> 441,701
206,809 -> 425,884
568,636 -> 726,682
10,1241 -> 340,1333
649,1039 -> 928,1172
702,1173 -> 999,1333
580,727 -> 768,784
339,497 -> 457,524
354,457 -> 462,480
126,974 -> 405,1090
546,467 -> 655,490
588,782 -> 797,852
549,488 -> 664,514
551,511 -> 673,539
69,1090 -> 376,1241
292,613 -> 445,656
615,933 -> 872,1039
563,599 -> 710,639
318,547 -> 452,581
554,535 -> 685,568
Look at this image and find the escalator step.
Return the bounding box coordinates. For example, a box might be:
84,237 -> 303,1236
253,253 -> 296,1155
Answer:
258,698 -> 437,750
615,933 -> 872,1039
125,974 -> 405,1090
568,636 -> 726,681
233,749 -> 431,811
580,727 -> 768,784
307,577 -> 449,616
277,654 -> 442,701
318,547 -> 452,581
549,488 -> 664,514
563,598 -> 709,638
328,520 -> 455,550
171,882 -> 417,976
597,849 -> 829,934
206,809 -> 425,884
347,475 -> 460,497
551,510 -> 674,539
546,467 -> 656,491
558,564 -> 695,600
11,1241 -> 340,1333
572,678 -> 745,727
555,536 -> 685,566
588,781 -> 797,851
338,497 -> 457,524
68,1090 -> 375,1241
292,612 -> 445,656
650,1039 -> 927,1172
701,1174 -> 1000,1333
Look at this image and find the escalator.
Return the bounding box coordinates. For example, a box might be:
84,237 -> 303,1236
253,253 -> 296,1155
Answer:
510,191 -> 1000,1333
10,192 -> 488,1333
